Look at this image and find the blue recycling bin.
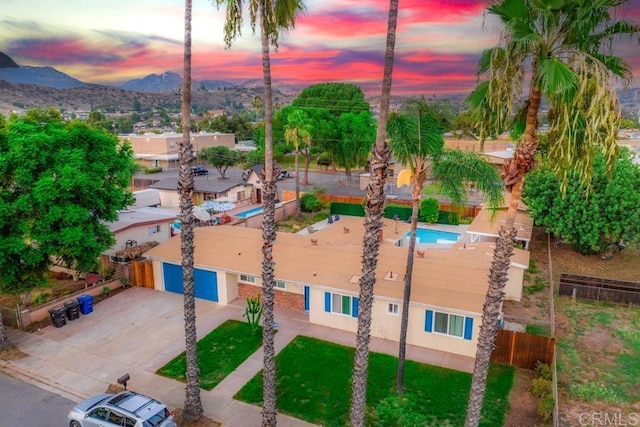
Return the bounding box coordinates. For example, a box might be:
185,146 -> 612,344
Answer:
77,294 -> 94,315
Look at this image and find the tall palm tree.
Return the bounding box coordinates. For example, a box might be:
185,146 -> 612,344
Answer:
215,1 -> 305,424
178,0 -> 203,421
349,0 -> 398,425
465,1 -> 639,425
284,109 -> 311,220
388,99 -> 503,393
0,312 -> 9,351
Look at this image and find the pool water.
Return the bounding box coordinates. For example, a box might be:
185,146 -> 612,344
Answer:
235,206 -> 264,218
406,228 -> 460,244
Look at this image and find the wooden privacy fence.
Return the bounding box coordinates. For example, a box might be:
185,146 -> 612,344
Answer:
491,329 -> 555,370
131,260 -> 155,289
559,273 -> 640,306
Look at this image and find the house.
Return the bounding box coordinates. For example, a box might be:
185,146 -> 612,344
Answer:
104,207 -> 178,258
148,176 -> 252,208
465,195 -> 533,250
243,165 -> 265,203
143,215 -> 529,359
122,131 -> 236,170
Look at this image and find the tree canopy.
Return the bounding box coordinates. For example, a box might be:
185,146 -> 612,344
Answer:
523,149 -> 640,255
0,109 -> 135,293
201,145 -> 240,179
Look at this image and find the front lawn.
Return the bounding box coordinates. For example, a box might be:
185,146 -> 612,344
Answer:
156,319 -> 263,390
235,336 -> 513,426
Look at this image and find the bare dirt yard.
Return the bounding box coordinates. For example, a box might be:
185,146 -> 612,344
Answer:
504,226 -> 640,426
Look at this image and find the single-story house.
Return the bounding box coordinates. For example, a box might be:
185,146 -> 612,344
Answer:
149,176 -> 252,208
144,215 -> 529,359
465,195 -> 533,249
104,207 -> 179,258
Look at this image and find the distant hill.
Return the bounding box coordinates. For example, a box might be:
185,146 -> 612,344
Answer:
0,52 -> 19,68
119,71 -> 183,92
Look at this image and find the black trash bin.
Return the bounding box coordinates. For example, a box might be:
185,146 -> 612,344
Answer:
48,307 -> 66,328
64,300 -> 80,320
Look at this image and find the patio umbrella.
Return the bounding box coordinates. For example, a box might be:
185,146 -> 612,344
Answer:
192,206 -> 211,222
199,200 -> 236,213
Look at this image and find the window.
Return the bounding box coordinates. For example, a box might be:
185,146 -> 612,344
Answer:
108,410 -> 124,425
324,292 -> 359,318
148,225 -> 160,235
425,310 -> 473,340
387,303 -> 399,315
240,274 -> 256,283
89,407 -> 109,421
275,280 -> 286,289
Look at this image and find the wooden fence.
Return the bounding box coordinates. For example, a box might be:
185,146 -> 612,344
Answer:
491,329 -> 555,370
131,260 -> 155,289
559,273 -> 640,306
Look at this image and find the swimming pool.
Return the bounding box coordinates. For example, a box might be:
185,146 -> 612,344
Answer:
235,206 -> 264,218
406,228 -> 460,244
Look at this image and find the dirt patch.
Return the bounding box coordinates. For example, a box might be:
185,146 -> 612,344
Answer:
505,368 -> 543,427
0,345 -> 28,361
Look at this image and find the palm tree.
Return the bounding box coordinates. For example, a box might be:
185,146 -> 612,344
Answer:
252,95 -> 263,121
215,1 -> 306,425
0,312 -> 9,351
465,1 -> 639,425
349,0 -> 398,425
284,109 -> 311,221
178,0 -> 203,421
388,99 -> 503,393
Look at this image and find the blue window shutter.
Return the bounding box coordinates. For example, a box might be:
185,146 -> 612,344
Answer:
324,292 -> 331,313
352,297 -> 359,317
425,310 -> 433,332
464,317 -> 473,340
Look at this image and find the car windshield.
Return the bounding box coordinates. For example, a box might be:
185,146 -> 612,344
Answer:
143,408 -> 171,427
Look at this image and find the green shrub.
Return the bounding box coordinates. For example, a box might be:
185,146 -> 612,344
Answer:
527,259 -> 540,274
419,198 -> 439,223
537,394 -> 554,422
144,167 -> 163,174
535,361 -> 553,381
102,286 -> 111,296
300,193 -> 324,212
32,292 -> 52,306
531,378 -> 552,398
370,393 -> 431,427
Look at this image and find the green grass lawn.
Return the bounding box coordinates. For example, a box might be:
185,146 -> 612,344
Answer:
235,336 -> 514,427
156,319 -> 263,390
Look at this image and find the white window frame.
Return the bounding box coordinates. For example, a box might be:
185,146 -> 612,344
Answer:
148,225 -> 161,235
275,280 -> 286,289
433,311 -> 464,338
331,293 -> 353,316
387,302 -> 399,315
239,274 -> 256,283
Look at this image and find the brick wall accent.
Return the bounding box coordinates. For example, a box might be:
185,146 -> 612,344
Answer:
237,283 -> 304,311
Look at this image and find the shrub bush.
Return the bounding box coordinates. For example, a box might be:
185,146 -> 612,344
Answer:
532,378 -> 552,398
535,361 -> 553,381
419,198 -> 439,223
144,167 -> 163,174
537,394 -> 555,422
300,193 -> 324,212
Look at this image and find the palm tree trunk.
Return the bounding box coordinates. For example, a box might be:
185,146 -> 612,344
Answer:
350,1 -> 398,425
303,148 -> 310,185
465,225 -> 516,427
295,147 -> 301,220
397,182 -> 422,393
259,5 -> 278,426
179,0 -> 203,421
0,311 -> 10,351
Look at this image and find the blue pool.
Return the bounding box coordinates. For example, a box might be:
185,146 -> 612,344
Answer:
406,228 -> 460,244
235,206 -> 264,218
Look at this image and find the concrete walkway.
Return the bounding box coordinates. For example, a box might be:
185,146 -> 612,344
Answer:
0,287 -> 473,426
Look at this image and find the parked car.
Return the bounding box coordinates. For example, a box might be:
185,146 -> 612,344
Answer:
68,391 -> 176,427
191,165 -> 208,176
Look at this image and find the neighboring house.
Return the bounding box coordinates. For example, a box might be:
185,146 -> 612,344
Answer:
243,165 -> 264,203
149,176 -> 252,208
122,131 -> 235,170
104,207 -> 178,258
465,196 -> 533,250
144,213 -> 529,359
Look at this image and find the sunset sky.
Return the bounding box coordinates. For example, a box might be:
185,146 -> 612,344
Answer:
1,0 -> 639,96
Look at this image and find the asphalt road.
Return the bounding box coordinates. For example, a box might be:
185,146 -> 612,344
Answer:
0,371 -> 75,427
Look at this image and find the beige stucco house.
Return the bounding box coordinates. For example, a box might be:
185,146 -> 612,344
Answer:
144,213 -> 529,359
122,132 -> 236,170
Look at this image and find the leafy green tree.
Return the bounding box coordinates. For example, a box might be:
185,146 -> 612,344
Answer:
524,150 -> 640,255
201,145 -> 240,179
178,1 -> 203,420
284,109 -> 312,220
197,112 -> 254,141
335,111 -> 376,177
0,110 -> 134,294
419,198 -> 439,223
465,1 -> 639,425
350,1 -> 398,425
388,99 -> 503,394
215,0 -> 306,424
252,95 -> 264,121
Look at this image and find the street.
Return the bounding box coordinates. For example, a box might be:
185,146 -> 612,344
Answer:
0,371 -> 75,427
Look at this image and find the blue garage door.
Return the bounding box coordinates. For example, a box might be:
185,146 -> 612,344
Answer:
162,263 -> 219,302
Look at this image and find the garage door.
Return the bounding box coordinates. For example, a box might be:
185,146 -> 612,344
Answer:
162,263 -> 219,302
